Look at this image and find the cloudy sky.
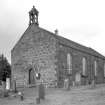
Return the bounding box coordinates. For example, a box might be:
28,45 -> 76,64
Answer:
0,0 -> 105,63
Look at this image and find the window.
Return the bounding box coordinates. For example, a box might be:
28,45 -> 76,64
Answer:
94,61 -> 97,76
67,53 -> 72,74
82,57 -> 86,75
104,63 -> 105,77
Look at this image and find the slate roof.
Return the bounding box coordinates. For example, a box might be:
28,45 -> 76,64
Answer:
39,26 -> 105,60
11,24 -> 105,60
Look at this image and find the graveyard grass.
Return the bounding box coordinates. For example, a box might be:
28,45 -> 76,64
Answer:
0,84 -> 105,105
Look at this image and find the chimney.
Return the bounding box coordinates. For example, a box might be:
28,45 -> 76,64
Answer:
54,29 -> 58,35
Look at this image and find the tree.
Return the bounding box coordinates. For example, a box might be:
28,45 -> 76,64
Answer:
0,54 -> 11,82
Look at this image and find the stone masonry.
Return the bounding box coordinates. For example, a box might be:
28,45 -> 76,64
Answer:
11,6 -> 105,88
11,25 -> 57,87
56,43 -> 105,87
11,24 -> 105,88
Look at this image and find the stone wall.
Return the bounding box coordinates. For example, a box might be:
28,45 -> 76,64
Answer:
11,25 -> 105,88
56,43 -> 105,87
11,25 -> 57,87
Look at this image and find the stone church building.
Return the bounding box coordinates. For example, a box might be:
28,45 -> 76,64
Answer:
11,6 -> 105,88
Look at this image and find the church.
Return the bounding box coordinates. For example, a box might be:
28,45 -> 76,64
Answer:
11,6 -> 105,88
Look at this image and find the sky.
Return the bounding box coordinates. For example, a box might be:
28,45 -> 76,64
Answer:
0,0 -> 105,63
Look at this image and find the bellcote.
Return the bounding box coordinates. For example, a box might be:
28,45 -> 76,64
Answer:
29,6 -> 39,26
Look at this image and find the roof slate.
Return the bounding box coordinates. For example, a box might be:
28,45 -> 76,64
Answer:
11,24 -> 105,60
39,26 -> 105,59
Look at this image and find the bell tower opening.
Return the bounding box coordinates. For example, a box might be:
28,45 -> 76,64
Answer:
29,5 -> 39,26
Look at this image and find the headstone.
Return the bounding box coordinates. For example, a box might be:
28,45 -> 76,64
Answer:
75,73 -> 81,86
38,83 -> 45,100
64,78 -> 69,90
1,81 -> 9,97
3,90 -> 9,97
36,97 -> 40,104
91,80 -> 95,88
6,78 -> 10,90
12,79 -> 17,93
72,81 -> 75,87
2,81 -> 6,92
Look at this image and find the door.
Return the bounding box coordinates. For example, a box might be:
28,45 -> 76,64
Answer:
29,68 -> 35,84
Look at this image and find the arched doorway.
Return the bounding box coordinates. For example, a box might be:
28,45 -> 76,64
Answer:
29,68 -> 35,84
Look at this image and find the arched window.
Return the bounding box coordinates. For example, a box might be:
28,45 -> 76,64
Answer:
94,61 -> 97,76
104,63 -> 105,77
67,53 -> 72,74
82,57 -> 86,75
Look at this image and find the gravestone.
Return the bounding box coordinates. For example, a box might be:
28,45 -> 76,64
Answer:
6,78 -> 10,90
75,72 -> 81,86
12,79 -> 17,93
2,81 -> 6,97
91,79 -> 95,89
72,81 -> 75,87
38,82 -> 45,100
64,78 -> 69,90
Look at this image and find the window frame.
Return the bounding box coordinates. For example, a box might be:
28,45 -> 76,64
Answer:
67,53 -> 72,74
94,60 -> 97,77
82,57 -> 87,76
